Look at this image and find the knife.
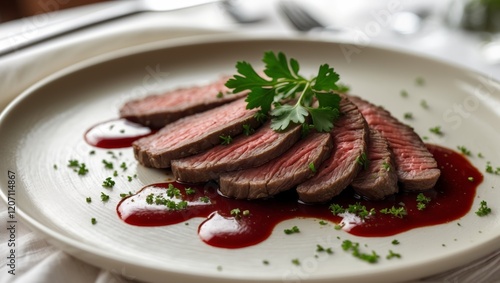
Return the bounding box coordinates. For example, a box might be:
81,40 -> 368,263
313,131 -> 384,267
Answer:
0,0 -> 221,57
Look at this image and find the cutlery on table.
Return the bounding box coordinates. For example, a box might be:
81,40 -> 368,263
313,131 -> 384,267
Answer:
0,0 -> 262,57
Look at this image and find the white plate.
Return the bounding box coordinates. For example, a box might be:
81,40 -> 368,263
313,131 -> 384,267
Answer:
1,36 -> 499,283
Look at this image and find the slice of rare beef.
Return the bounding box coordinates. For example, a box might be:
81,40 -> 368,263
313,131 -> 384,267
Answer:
351,129 -> 398,200
296,96 -> 368,203
171,121 -> 302,183
348,95 -> 440,190
219,132 -> 332,199
120,76 -> 246,129
133,98 -> 260,168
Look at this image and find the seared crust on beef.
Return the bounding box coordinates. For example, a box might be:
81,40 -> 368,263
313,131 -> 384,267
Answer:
133,98 -> 260,168
171,122 -> 302,183
349,95 -> 440,190
296,96 -> 369,203
351,129 -> 399,200
120,77 -> 246,129
219,132 -> 333,199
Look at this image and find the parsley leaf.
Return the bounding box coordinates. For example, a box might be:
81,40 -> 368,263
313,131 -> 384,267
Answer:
225,51 -> 341,132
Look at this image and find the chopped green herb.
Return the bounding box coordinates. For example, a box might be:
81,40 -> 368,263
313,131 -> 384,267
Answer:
120,162 -> 127,171
420,99 -> 429,109
146,193 -> 154,204
355,153 -> 369,170
380,206 -> 407,218
113,170 -> 118,177
284,226 -> 300,234
336,83 -> 351,93
68,159 -> 79,167
382,162 -> 391,172
254,111 -> 268,123
119,129 -> 125,134
476,200 -> 492,216
291,259 -> 301,266
318,220 -> 327,225
89,150 -> 95,155
429,126 -> 443,136
176,200 -> 188,210
107,151 -> 117,159
334,223 -> 344,230
185,187 -> 196,195
263,260 -> 270,265
242,124 -> 255,136
225,51 -> 342,132
478,153 -> 484,158
330,203 -> 374,220
100,192 -> 110,202
341,240 -> 379,263
219,135 -> 232,145
199,196 -> 210,203
102,159 -> 113,169
127,176 -> 133,182
457,146 -> 471,156
91,218 -> 97,225
308,162 -> 317,173
415,77 -> 425,86
403,112 -> 413,119
76,163 -> 89,175
86,197 -> 92,203
386,250 -> 401,259
119,193 -> 128,198
329,203 -> 346,215
230,208 -> 241,217
166,183 -> 181,198
416,193 -> 431,211
102,177 -> 115,188
316,244 -> 334,254
391,239 -> 400,245
216,91 -> 224,98
400,90 -> 409,97
53,164 -> 58,170
486,162 -> 494,173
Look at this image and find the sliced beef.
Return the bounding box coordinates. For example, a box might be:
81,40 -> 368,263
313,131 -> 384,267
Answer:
133,98 -> 260,168
120,76 -> 246,129
171,122 -> 302,183
219,132 -> 332,199
348,95 -> 440,191
296,96 -> 368,203
351,129 -> 398,200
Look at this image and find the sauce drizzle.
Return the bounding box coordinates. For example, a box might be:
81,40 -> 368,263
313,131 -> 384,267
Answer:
84,119 -> 154,149
116,144 -> 483,249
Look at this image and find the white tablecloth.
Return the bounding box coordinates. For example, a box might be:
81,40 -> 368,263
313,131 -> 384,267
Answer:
0,1 -> 499,282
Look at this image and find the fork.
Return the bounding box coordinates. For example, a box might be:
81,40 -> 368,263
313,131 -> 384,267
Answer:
279,0 -> 427,35
278,0 -> 326,32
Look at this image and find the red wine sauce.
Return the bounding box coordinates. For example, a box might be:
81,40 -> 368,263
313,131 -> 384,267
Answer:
116,144 -> 483,249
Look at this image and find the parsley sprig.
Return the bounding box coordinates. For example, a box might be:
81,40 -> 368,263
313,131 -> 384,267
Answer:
225,51 -> 342,132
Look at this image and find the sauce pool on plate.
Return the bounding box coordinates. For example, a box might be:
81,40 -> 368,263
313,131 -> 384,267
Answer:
84,119 -> 155,149
116,144 -> 483,249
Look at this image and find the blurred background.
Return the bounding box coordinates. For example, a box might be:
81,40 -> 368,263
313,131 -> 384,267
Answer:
0,0 -> 108,22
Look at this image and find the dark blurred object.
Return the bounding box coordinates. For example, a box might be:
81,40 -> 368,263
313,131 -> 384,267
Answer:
0,0 -> 109,23
447,0 -> 500,33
